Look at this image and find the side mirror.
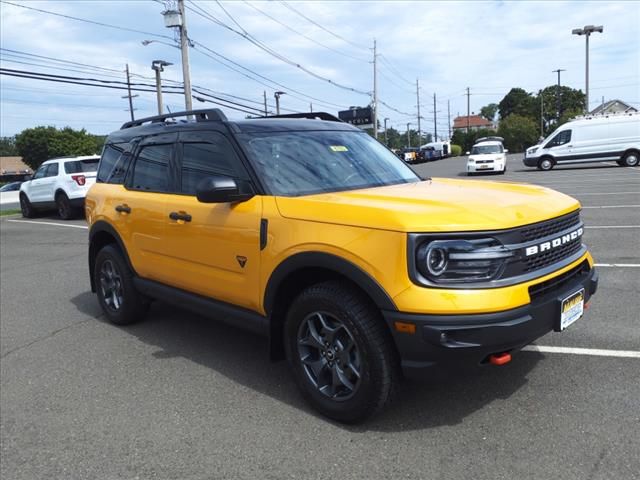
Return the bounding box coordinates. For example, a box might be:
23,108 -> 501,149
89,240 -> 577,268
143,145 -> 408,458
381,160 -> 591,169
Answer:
504,149 -> 509,153
465,151 -> 470,155
196,175 -> 254,203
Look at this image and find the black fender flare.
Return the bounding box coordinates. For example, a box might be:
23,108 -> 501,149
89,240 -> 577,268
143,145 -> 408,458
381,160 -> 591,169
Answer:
88,221 -> 135,292
263,251 -> 397,314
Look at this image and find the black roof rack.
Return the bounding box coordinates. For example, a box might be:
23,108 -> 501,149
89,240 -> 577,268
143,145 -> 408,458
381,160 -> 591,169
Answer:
120,109 -> 228,129
256,112 -> 342,123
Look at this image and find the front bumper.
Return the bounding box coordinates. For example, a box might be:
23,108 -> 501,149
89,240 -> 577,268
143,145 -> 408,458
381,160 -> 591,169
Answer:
523,156 -> 539,167
467,163 -> 503,173
383,263 -> 598,377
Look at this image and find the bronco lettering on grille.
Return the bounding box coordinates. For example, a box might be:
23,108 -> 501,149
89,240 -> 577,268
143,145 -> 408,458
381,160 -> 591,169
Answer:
524,227 -> 583,257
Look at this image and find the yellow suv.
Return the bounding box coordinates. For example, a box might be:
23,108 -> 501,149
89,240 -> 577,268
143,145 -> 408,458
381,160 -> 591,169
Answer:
86,109 -> 598,423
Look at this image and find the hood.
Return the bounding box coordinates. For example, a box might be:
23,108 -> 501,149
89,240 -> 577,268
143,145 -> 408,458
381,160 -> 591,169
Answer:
275,178 -> 580,233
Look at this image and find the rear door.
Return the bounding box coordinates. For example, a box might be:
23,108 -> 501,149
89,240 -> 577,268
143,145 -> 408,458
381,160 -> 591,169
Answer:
161,130 -> 263,311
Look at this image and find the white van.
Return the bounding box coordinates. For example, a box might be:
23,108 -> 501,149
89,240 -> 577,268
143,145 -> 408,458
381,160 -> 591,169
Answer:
523,112 -> 639,170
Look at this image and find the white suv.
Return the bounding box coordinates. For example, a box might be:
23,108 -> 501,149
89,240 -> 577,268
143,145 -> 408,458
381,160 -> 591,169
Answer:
466,137 -> 508,175
19,155 -> 99,219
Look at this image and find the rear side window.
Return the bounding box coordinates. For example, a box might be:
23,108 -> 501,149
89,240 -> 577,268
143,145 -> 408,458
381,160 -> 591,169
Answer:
65,158 -> 99,174
180,137 -> 245,195
131,144 -> 172,192
97,143 -> 130,184
546,130 -> 572,148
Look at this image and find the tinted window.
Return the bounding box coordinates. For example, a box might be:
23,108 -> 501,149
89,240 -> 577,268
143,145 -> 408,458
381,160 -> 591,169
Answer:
65,158 -> 99,174
181,138 -> 244,195
471,144 -> 503,154
545,130 -> 572,148
238,130 -> 419,196
131,144 -> 172,192
98,143 -> 130,184
45,163 -> 59,177
32,165 -> 48,179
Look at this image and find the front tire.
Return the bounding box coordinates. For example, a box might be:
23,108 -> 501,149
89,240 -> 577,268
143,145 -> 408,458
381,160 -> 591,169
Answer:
538,157 -> 554,171
285,281 -> 399,423
94,245 -> 148,325
19,193 -> 36,218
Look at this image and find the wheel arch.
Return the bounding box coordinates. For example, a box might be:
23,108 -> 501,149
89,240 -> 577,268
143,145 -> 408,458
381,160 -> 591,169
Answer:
88,221 -> 135,292
264,252 -> 397,360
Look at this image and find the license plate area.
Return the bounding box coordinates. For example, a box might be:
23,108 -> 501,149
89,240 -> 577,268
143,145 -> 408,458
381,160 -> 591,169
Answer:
558,288 -> 585,331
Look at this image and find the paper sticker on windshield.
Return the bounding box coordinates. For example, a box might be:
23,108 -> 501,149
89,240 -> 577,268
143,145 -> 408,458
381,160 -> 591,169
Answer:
329,145 -> 348,152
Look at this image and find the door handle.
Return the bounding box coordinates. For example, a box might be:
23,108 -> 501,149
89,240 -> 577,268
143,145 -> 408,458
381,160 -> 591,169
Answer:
169,211 -> 192,222
115,204 -> 131,214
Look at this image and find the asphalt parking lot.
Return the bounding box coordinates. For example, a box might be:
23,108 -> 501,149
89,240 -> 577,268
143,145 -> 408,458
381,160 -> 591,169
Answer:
1,155 -> 639,480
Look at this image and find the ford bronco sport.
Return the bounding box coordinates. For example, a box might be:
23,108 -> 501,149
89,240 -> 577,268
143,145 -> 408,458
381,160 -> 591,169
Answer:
86,109 -> 598,423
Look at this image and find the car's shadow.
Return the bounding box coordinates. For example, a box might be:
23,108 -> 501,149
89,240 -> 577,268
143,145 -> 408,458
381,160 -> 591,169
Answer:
511,164 -> 625,174
71,292 -> 543,432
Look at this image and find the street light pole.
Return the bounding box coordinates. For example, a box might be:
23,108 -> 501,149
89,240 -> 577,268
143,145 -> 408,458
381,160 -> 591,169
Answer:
552,69 -> 565,121
406,123 -> 411,148
151,60 -> 172,115
274,91 -> 285,115
572,25 -> 603,113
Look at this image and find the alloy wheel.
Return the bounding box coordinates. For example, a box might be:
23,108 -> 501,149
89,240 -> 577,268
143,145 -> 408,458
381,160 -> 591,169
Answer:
99,259 -> 124,312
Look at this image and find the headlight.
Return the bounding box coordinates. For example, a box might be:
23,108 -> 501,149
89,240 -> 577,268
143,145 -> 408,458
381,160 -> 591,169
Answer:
415,239 -> 513,284
527,147 -> 539,155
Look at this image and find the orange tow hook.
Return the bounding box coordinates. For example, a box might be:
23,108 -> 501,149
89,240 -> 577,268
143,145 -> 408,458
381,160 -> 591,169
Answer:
489,352 -> 512,366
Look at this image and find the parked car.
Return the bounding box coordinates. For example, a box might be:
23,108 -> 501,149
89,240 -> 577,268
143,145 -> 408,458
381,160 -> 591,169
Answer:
401,147 -> 421,163
0,181 -> 23,192
466,137 -> 508,175
523,111 -> 640,170
421,146 -> 442,161
19,155 -> 99,219
87,109 -> 597,423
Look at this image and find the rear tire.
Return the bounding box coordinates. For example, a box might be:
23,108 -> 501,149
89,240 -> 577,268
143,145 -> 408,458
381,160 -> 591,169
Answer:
284,281 -> 400,423
56,192 -> 75,220
621,151 -> 639,167
19,193 -> 36,218
94,245 -> 148,325
538,157 -> 554,171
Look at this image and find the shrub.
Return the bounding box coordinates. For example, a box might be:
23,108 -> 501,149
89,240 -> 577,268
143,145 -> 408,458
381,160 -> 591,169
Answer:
450,144 -> 462,156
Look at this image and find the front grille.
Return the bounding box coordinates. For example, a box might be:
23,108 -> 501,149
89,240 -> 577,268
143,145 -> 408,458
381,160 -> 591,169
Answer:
476,160 -> 494,164
528,261 -> 590,300
523,239 -> 583,272
520,211 -> 581,242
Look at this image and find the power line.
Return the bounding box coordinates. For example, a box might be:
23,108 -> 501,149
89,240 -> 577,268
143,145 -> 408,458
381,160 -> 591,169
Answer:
378,54 -> 414,86
278,1 -> 369,51
187,0 -> 370,96
241,1 -> 368,63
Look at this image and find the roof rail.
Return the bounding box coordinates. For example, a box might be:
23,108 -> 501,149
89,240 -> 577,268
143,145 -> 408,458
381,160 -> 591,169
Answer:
573,110 -> 639,121
475,136 -> 504,143
256,112 -> 342,123
120,109 -> 228,129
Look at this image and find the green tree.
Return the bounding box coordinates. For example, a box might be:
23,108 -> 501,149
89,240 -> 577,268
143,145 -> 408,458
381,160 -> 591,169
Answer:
480,103 -> 499,121
498,88 -> 536,120
497,114 -> 538,153
15,126 -> 102,170
0,136 -> 18,156
538,85 -> 586,129
451,128 -> 498,153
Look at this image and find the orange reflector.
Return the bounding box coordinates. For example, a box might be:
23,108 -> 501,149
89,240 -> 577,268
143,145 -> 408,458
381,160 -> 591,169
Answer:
584,301 -> 591,311
489,352 -> 512,366
394,321 -> 416,334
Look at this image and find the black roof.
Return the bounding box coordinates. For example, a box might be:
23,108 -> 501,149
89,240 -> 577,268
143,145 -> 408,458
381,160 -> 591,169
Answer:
107,109 -> 359,143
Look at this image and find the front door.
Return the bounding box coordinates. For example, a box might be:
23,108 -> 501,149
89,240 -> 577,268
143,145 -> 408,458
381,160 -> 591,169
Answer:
162,131 -> 263,313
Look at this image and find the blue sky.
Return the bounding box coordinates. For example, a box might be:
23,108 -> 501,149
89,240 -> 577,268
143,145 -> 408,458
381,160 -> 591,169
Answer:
1,0 -> 639,137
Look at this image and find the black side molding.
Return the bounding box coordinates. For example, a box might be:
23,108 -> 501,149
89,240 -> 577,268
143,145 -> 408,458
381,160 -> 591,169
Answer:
260,219 -> 268,250
133,277 -> 269,337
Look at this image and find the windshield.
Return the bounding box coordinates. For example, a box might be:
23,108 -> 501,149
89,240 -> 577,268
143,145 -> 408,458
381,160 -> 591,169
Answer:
238,130 -> 420,196
471,144 -> 503,154
64,159 -> 99,174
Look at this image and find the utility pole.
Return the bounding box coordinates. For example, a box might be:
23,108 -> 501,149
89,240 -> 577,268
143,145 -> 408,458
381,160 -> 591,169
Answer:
433,93 -> 438,141
416,79 -> 421,144
310,103 -> 313,112
122,64 -> 137,121
384,117 -> 389,145
263,91 -> 268,116
406,123 -> 411,148
177,0 -> 193,114
372,39 -> 378,139
466,87 -> 471,133
152,60 -> 172,115
552,69 -> 565,121
274,91 -> 285,114
447,100 -> 451,139
540,94 -> 544,137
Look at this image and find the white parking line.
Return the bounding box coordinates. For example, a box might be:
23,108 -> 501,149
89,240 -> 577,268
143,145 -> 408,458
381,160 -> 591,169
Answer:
585,225 -> 640,229
594,263 -> 640,267
6,219 -> 88,230
571,192 -> 640,196
581,204 -> 640,209
522,345 -> 640,358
